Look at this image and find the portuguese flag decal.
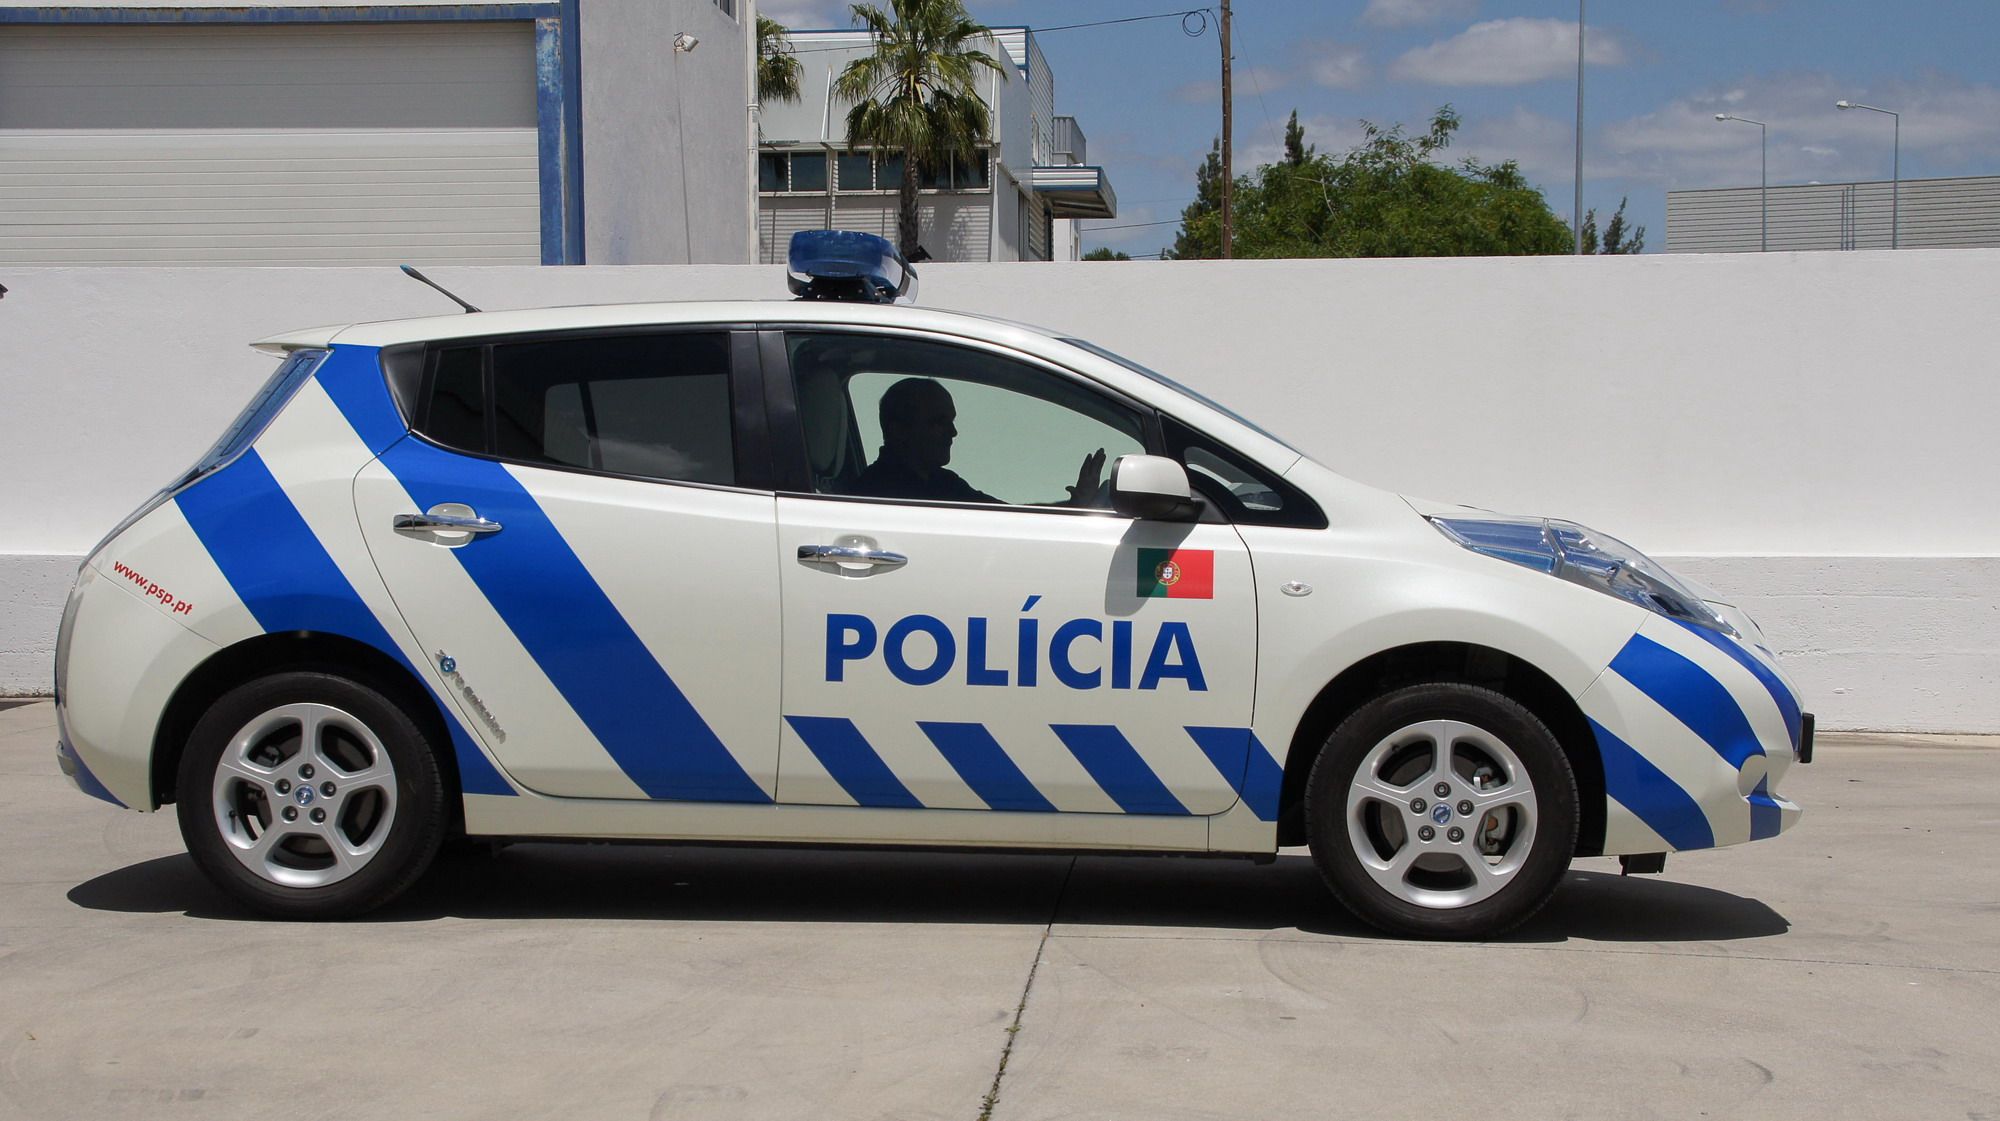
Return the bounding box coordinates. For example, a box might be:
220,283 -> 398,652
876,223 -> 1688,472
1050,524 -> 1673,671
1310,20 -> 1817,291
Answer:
1138,548 -> 1214,599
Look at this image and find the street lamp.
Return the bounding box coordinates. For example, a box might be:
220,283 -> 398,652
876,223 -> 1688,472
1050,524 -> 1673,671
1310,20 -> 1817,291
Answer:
1836,100 -> 1899,249
1714,114 -> 1767,252
1573,0 -> 1586,254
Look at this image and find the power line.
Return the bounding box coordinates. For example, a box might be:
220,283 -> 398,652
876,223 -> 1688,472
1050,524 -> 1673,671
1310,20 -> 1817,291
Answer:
1037,8 -> 1212,35
1083,218 -> 1183,231
777,7 -> 1214,54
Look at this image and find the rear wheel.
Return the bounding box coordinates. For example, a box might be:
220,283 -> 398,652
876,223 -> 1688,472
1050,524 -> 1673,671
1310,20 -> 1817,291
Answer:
177,672 -> 446,919
1305,683 -> 1577,939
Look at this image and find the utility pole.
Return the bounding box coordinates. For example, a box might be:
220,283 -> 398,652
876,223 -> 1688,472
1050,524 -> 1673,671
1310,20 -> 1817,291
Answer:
1219,0 -> 1233,259
1573,0 -> 1585,254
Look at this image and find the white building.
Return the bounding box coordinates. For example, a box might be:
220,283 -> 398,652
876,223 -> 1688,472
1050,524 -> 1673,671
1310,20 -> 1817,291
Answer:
755,26 -> 1116,263
0,0 -> 755,266
1667,175 -> 2000,253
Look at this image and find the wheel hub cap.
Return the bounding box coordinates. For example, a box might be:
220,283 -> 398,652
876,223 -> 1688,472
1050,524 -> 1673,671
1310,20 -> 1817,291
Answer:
209,702 -> 399,889
1345,718 -> 1540,910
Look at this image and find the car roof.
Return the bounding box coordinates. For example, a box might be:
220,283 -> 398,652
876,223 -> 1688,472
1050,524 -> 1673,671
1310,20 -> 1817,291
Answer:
268,300 -> 1059,351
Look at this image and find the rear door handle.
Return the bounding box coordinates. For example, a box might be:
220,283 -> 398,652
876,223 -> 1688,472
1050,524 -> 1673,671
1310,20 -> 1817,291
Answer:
797,544 -> 908,571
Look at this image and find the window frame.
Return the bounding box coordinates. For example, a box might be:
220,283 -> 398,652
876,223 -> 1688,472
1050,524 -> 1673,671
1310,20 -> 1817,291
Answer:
759,325 -> 1242,522
400,325 -> 777,494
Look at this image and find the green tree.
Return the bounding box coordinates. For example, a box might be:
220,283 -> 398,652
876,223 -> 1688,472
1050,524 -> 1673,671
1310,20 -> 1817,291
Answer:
1282,110 -> 1312,167
757,15 -> 804,106
1580,196 -> 1647,254
1173,107 -> 1573,259
834,0 -> 1007,256
1168,137 -> 1226,259
1081,247 -> 1131,261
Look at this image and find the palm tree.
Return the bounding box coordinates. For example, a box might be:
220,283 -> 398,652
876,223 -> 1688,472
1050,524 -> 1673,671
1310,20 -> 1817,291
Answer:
833,0 -> 1007,257
756,15 -> 803,106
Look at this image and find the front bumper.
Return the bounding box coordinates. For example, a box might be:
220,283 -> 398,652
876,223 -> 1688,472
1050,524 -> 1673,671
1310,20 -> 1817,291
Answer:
1579,614 -> 1807,855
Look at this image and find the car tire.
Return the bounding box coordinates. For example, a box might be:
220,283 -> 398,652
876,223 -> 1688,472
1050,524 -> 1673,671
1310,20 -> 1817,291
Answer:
177,671 -> 446,919
1305,683 -> 1578,939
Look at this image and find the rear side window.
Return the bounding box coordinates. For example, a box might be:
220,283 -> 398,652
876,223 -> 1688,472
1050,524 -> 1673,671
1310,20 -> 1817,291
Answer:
191,348 -> 327,479
423,346 -> 487,453
415,333 -> 736,487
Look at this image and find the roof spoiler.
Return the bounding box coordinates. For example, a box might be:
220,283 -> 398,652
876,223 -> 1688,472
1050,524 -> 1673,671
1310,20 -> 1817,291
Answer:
250,327 -> 345,356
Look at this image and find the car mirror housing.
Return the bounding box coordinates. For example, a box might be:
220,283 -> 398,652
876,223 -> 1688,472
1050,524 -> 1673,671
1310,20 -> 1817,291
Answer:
1109,454 -> 1201,521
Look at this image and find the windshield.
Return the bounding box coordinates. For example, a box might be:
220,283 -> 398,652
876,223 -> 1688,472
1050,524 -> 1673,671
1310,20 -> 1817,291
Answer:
1058,337 -> 1304,456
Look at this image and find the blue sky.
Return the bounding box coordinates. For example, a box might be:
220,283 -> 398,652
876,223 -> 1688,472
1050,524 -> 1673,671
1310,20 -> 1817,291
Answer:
763,0 -> 2000,255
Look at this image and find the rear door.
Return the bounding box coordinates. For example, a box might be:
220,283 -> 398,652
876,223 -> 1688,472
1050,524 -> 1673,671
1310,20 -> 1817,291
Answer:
356,329 -> 782,802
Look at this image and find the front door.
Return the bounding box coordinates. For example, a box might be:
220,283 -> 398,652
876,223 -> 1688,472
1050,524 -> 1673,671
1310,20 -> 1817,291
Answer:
771,330 -> 1259,816
357,330 -> 781,803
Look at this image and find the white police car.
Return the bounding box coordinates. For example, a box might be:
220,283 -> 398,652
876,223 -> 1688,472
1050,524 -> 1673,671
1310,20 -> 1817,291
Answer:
54,231 -> 1809,936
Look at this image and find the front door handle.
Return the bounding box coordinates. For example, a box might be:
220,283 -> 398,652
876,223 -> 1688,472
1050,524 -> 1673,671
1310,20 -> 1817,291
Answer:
395,512 -> 504,535
797,544 -> 908,571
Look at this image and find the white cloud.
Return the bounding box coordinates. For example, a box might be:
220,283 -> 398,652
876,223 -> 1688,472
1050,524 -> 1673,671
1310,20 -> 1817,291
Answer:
1303,41 -> 1371,90
1390,18 -> 1624,87
1458,71 -> 2000,197
1359,0 -> 1478,29
760,1 -> 850,28
1598,72 -> 2000,188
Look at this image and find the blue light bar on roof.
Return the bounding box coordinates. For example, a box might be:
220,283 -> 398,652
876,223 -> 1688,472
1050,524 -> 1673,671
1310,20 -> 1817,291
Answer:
787,230 -> 919,305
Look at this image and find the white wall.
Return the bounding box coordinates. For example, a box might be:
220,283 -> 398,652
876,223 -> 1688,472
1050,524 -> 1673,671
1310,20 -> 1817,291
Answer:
1,250 -> 1994,731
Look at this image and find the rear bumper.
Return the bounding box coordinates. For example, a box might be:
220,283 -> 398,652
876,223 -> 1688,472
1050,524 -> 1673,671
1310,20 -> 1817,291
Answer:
56,706 -> 125,808
58,562 -> 223,812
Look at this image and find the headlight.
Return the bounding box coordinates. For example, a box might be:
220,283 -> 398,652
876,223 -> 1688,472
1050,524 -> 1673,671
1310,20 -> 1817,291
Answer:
1429,514 -> 1732,635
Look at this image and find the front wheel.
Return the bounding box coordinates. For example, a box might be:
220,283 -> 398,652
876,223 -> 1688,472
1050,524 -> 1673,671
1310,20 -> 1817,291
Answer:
1305,683 -> 1578,939
177,671 -> 446,919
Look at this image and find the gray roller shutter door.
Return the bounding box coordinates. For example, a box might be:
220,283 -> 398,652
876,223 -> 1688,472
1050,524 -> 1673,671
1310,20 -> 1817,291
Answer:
0,22 -> 541,265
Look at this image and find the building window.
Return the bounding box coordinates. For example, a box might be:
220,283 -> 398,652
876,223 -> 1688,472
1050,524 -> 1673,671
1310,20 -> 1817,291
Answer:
790,151 -> 827,191
712,0 -> 737,19
837,153 -> 875,191
761,150 -> 830,193
832,150 -> 988,192
759,153 -> 788,192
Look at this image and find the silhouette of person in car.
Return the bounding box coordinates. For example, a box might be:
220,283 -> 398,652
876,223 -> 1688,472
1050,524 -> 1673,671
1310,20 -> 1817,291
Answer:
850,377 -> 1107,506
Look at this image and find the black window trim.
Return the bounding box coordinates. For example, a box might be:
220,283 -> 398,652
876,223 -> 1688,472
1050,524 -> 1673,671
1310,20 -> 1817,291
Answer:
1160,414 -> 1328,530
756,324 -> 1249,523
396,323 -> 780,496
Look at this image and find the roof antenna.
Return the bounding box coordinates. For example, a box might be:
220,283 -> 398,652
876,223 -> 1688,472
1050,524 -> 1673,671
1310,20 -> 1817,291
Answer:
399,264 -> 481,314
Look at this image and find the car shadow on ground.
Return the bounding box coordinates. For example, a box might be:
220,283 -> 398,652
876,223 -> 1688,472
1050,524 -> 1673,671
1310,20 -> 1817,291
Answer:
67,843 -> 1788,944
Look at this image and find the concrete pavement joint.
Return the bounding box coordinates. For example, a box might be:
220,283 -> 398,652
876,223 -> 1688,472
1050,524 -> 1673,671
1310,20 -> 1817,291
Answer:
977,856 -> 1076,1121
1048,931 -> 2000,975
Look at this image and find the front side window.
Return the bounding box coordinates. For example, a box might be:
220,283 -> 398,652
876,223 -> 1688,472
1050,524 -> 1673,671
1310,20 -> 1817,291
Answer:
787,332 -> 1145,509
1161,415 -> 1324,528
417,333 -> 736,487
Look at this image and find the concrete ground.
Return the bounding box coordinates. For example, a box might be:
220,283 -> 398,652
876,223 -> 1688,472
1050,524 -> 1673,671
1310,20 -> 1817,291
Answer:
1,699 -> 1995,1121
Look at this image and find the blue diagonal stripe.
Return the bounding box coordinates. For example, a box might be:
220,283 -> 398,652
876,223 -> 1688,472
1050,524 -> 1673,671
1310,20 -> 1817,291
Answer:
786,716 -> 922,809
1673,619 -> 1804,753
1610,635 -> 1765,770
1748,776 -> 1783,841
918,722 -> 1055,813
1589,719 -> 1713,851
313,348 -> 411,453
1184,726 -> 1281,821
368,437 -> 770,803
175,450 -> 514,796
1050,725 -> 1189,816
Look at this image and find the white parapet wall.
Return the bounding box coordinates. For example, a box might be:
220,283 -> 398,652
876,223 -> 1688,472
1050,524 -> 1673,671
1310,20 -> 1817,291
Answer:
2,251 -> 1995,730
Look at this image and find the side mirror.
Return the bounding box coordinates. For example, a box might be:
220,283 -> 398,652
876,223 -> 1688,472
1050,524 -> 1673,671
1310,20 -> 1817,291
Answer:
1108,454 -> 1201,521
